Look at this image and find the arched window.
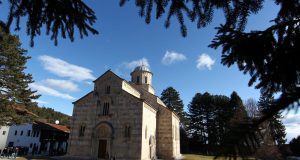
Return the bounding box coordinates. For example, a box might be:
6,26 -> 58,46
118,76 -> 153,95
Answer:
103,102 -> 110,115
145,76 -> 148,83
137,76 -> 140,84
97,100 -> 101,116
105,85 -> 110,94
125,126 -> 131,138
79,125 -> 86,137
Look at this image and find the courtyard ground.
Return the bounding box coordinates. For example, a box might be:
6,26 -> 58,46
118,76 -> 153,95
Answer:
182,154 -> 255,160
0,154 -> 255,160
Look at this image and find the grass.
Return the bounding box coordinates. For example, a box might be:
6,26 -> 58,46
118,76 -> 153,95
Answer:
183,154 -> 217,160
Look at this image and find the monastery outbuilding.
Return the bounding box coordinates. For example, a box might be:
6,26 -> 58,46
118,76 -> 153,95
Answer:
67,65 -> 181,160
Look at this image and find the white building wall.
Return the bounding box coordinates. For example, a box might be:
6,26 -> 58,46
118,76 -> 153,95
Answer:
0,123 -> 40,153
0,126 -> 10,150
141,103 -> 157,160
172,114 -> 181,158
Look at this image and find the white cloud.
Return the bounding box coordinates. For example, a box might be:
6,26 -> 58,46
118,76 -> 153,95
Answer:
196,53 -> 215,70
29,83 -> 76,101
282,113 -> 300,142
162,51 -> 187,65
123,58 -> 150,69
114,58 -> 150,79
39,55 -> 96,81
43,79 -> 80,92
32,99 -> 48,105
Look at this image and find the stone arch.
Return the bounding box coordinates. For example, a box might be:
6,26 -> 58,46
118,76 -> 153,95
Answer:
94,121 -> 114,138
92,121 -> 114,159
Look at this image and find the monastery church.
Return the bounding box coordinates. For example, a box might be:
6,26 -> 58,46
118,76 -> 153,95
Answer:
67,65 -> 181,160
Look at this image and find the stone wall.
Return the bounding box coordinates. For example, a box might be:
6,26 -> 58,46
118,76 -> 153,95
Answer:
68,91 -> 95,157
172,113 -> 181,158
156,107 -> 173,159
131,85 -> 179,159
68,70 -> 181,160
68,71 -> 145,159
141,103 -> 157,160
101,91 -> 143,159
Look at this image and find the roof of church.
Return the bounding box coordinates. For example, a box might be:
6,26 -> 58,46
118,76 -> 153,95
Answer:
133,65 -> 151,72
73,69 -> 180,120
93,69 -> 124,82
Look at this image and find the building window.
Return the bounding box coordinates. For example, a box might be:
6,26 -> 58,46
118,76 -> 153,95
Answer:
103,102 -> 110,115
125,126 -> 131,138
79,125 -> 85,137
137,76 -> 140,84
30,143 -> 33,148
145,76 -> 147,83
8,142 -> 14,147
97,100 -> 101,116
36,131 -> 40,137
27,130 -> 31,136
33,131 -> 36,137
15,130 -> 18,136
2,131 -> 6,135
105,85 -> 110,94
20,130 -> 23,136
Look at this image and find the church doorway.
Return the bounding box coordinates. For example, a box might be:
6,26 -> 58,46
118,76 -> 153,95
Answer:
98,140 -> 107,158
93,122 -> 113,159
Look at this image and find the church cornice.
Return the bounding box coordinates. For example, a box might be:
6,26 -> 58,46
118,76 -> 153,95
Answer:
93,69 -> 124,83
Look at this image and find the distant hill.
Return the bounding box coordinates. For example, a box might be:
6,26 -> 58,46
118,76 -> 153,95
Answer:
25,105 -> 71,126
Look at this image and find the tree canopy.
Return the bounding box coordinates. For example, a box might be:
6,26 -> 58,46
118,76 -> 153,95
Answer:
121,0 -> 299,156
120,0 -> 263,37
0,26 -> 39,125
188,92 -> 233,154
258,94 -> 286,145
0,0 -> 299,156
160,86 -> 186,124
290,135 -> 300,156
0,0 -> 99,46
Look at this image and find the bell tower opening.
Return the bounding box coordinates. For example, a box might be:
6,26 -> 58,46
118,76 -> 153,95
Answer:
130,65 -> 155,94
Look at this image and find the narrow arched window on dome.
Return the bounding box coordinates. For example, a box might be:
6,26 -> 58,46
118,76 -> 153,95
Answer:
137,76 -> 140,84
145,76 -> 147,83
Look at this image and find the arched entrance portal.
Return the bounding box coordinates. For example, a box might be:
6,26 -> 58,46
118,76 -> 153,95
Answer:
93,122 -> 113,159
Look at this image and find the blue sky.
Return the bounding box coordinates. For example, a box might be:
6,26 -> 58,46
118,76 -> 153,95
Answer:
1,1 -> 299,142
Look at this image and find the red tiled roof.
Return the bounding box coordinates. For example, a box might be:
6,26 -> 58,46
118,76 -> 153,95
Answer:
34,121 -> 70,133
47,123 -> 70,133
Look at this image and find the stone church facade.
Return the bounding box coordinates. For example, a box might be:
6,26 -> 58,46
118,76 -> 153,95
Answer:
67,65 -> 181,160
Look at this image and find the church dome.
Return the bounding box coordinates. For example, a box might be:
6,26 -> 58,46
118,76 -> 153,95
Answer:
133,65 -> 151,72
